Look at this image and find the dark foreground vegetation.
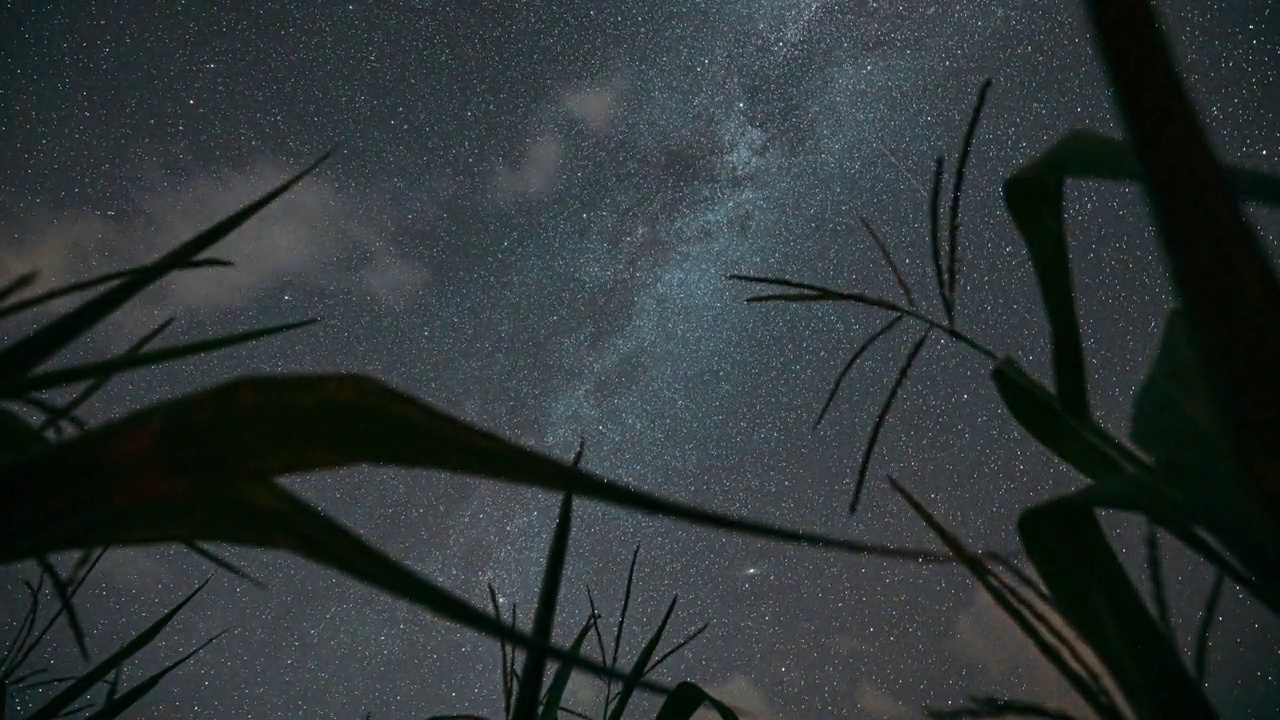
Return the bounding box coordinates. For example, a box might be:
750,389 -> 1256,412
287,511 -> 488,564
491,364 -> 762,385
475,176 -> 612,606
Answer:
2,1 -> 1276,718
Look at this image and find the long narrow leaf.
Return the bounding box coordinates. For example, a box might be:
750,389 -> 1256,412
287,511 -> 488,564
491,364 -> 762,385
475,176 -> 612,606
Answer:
851,330 -> 931,514
538,617 -> 597,720
945,79 -> 993,315
1002,128 -> 1280,423
38,319 -> 174,434
84,630 -> 224,720
2,319 -> 318,397
858,217 -> 915,308
814,314 -> 905,431
606,596 -> 678,720
34,557 -> 88,662
929,157 -> 952,326
0,260 -> 229,323
1019,498 -> 1216,719
1193,570 -> 1225,684
0,272 -> 39,306
889,479 -> 1123,720
512,494 -> 575,720
488,584 -> 513,720
645,622 -> 709,675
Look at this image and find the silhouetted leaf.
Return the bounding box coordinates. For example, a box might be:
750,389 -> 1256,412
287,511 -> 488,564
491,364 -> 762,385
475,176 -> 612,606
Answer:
513,494 -> 574,720
538,617 -> 596,720
654,682 -> 739,720
84,631 -> 224,719
1002,129 -> 1280,423
606,596 -> 677,720
1083,0 -> 1280,528
1131,310 -> 1280,600
1019,498 -> 1216,720
1,318 -> 318,397
0,408 -> 47,462
0,374 -> 961,696
890,479 -> 1122,720
0,259 -> 230,323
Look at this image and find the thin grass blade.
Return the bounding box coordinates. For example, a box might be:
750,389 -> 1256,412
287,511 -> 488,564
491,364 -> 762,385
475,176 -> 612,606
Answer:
182,542 -> 264,588
1144,520 -> 1172,638
605,595 -> 678,720
0,260 -> 230,323
814,314 -> 905,430
928,157 -> 952,326
3,318 -> 318,397
945,79 -> 993,316
537,616 -> 597,720
34,557 -> 88,662
0,272 -> 39,306
1193,570 -> 1225,684
38,319 -> 174,434
84,630 -> 224,719
850,329 -> 931,515
487,584 -> 513,720
889,479 -> 1123,720
858,216 -> 915,308
645,622 -> 709,675
512,493 -> 575,720
612,546 -> 641,671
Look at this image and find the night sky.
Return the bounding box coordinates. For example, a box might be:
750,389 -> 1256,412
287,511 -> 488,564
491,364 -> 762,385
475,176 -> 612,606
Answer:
2,1 -> 1278,718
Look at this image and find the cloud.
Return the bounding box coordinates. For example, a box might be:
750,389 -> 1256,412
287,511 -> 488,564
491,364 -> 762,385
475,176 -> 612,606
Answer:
853,681 -> 913,720
563,74 -> 627,133
0,156 -> 430,336
949,587 -> 1107,716
490,72 -> 628,201
494,134 -> 563,198
694,675 -> 787,720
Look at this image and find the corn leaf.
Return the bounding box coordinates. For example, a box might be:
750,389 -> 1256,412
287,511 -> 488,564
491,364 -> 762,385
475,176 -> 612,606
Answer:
1002,129 -> 1280,422
0,373 -> 958,693
654,682 -> 739,720
1083,0 -> 1280,527
1019,498 -> 1216,720
1130,310 -> 1280,597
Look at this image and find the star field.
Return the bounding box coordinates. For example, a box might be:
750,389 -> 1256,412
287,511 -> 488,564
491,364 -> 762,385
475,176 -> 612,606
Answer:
2,1 -> 1277,718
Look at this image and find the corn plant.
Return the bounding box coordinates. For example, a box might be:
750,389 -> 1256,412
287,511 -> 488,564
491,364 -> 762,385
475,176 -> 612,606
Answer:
0,144 -> 957,709
731,1 -> 1279,717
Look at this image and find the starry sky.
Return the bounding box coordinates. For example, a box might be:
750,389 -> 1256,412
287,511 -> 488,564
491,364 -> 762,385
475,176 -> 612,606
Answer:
2,1 -> 1278,718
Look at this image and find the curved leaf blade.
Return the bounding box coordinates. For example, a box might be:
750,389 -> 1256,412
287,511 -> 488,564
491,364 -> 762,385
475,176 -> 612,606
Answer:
1019,498 -> 1217,720
654,682 -> 740,720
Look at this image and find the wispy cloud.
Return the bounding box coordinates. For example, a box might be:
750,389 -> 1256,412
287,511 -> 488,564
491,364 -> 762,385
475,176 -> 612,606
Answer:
1,155 -> 430,335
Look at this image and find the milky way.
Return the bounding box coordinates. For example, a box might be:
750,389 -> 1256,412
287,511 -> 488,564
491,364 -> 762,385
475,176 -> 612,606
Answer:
2,1 -> 1277,718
